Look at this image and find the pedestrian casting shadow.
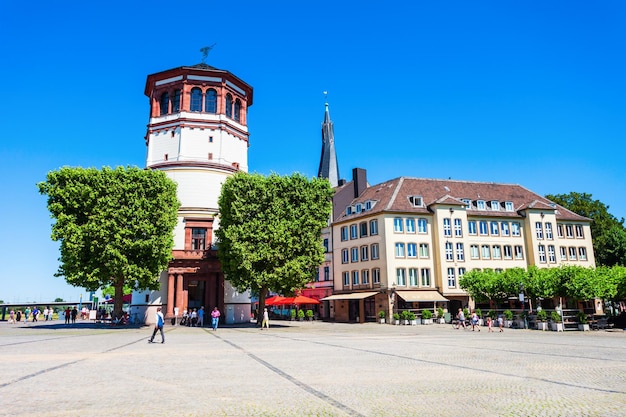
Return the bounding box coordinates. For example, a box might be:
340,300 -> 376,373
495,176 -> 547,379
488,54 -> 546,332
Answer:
15,322 -> 147,330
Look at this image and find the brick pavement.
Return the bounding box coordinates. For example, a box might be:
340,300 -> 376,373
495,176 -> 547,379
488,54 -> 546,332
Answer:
0,320 -> 624,416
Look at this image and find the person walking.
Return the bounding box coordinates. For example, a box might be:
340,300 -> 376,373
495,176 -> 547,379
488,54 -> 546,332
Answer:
43,307 -> 49,321
211,307 -> 220,331
8,309 -> 15,324
498,314 -> 504,332
261,308 -> 270,330
190,308 -> 198,327
64,307 -> 71,325
471,311 -> 480,332
32,306 -> 39,322
24,307 -> 31,323
487,316 -> 493,332
197,307 -> 204,327
148,307 -> 165,344
455,308 -> 466,330
71,307 -> 78,324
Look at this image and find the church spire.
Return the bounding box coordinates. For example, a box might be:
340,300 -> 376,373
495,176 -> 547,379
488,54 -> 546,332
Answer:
317,95 -> 340,187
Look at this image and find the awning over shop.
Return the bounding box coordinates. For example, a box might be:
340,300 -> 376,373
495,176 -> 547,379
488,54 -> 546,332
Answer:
395,291 -> 448,302
320,291 -> 379,301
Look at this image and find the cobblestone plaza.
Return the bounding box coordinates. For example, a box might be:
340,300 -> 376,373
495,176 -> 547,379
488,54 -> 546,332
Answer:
0,320 -> 624,416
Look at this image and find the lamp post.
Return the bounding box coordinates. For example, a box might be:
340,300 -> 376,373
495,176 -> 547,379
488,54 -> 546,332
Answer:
519,283 -> 527,329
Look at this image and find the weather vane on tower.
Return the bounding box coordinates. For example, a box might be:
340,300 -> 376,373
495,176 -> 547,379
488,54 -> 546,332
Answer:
200,44 -> 217,64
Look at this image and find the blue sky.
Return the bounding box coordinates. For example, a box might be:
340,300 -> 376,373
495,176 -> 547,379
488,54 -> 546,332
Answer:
1,1 -> 624,303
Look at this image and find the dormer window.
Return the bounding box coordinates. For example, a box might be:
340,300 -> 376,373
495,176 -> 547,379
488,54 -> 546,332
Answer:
505,201 -> 514,211
490,200 -> 500,211
476,200 -> 486,210
462,199 -> 472,209
365,200 -> 373,211
346,206 -> 353,216
408,195 -> 423,207
355,203 -> 363,213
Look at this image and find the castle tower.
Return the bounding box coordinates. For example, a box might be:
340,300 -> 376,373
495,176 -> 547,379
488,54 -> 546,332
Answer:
317,101 -> 340,187
139,62 -> 254,324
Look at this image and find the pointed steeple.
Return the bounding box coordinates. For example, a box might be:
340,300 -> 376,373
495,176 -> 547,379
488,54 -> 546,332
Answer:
317,99 -> 340,187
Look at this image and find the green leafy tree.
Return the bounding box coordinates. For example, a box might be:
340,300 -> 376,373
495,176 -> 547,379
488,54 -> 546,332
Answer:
38,166 -> 180,318
545,192 -> 626,266
54,298 -> 64,302
216,172 -> 333,322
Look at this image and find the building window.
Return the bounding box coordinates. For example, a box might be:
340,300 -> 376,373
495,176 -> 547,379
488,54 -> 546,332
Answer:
545,222 -> 553,240
352,270 -> 359,285
349,224 -> 358,239
447,268 -> 456,288
535,222 -> 543,239
505,201 -> 514,211
373,268 -> 380,284
355,203 -> 362,213
394,218 -> 404,233
490,222 -> 499,236
421,269 -> 431,287
476,200 -> 486,210
396,268 -> 406,286
225,93 -> 233,118
371,243 -> 379,260
323,238 -> 329,252
343,272 -> 350,286
359,222 -> 368,237
578,247 -> 587,260
493,245 -> 502,259
479,221 -> 488,235
560,246 -> 567,260
501,222 -> 509,236
406,218 -> 416,233
566,225 -> 574,238
468,221 -> 477,235
409,268 -> 418,286
341,249 -> 349,264
172,89 -> 181,112
408,195 -> 423,207
190,88 -> 203,112
511,222 -> 521,237
324,266 -> 330,281
370,219 -> 378,235
515,245 -> 524,259
361,269 -> 370,284
443,218 -> 451,237
395,243 -> 406,258
503,245 -> 512,259
351,247 -> 359,262
454,218 -> 463,237
470,244 -> 479,259
458,268 -> 466,279
490,200 -> 500,211
418,218 -> 428,234
360,245 -> 369,261
315,269 -> 320,282
548,245 -> 556,263
456,243 -> 464,261
234,99 -> 241,122
481,245 -> 491,259
419,243 -> 429,258
445,242 -> 453,260
205,89 -> 217,113
557,224 -> 564,238
462,199 -> 472,209
191,228 -> 206,250
365,200 -> 373,211
575,225 -> 584,238
407,243 -> 417,258
340,226 -> 349,241
159,92 -> 169,115
569,247 -> 577,260
538,245 -> 546,263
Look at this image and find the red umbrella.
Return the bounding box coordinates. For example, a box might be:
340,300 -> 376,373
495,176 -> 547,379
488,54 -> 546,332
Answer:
265,295 -> 286,306
280,295 -> 320,305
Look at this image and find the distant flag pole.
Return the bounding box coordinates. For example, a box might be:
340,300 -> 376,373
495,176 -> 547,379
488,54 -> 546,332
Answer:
200,44 -> 217,64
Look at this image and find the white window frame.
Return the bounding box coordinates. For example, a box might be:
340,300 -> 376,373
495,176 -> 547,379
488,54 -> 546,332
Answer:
371,243 -> 379,260
456,243 -> 464,261
548,245 -> 556,263
535,222 -> 543,239
578,247 -> 587,260
454,218 -> 462,237
394,218 -> 404,233
476,200 -> 486,210
421,269 -> 431,287
545,222 -> 553,240
406,218 -> 416,234
468,220 -> 477,235
352,270 -> 359,285
501,222 -> 509,236
470,244 -> 480,259
419,243 -> 429,258
538,245 -> 546,263
360,245 -> 369,261
341,249 -> 349,264
395,242 -> 406,258
373,268 -> 380,284
505,201 -> 514,211
515,245 -> 524,259
443,218 -> 452,237
350,224 -> 358,239
351,247 -> 359,262
481,245 -> 491,259
447,268 -> 456,288
343,271 -> 350,286
370,219 -> 378,236
445,242 -> 453,261
511,222 -> 521,237
408,268 -> 419,286
361,269 -> 370,284
490,221 -> 499,236
396,268 -> 406,286
407,243 -> 417,258
492,245 -> 502,259
418,218 -> 427,234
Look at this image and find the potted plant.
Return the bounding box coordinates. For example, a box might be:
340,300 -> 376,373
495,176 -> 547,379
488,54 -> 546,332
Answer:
378,310 -> 386,324
503,309 -> 514,328
290,309 -> 296,321
401,310 -> 411,325
536,309 -> 548,331
297,309 -> 305,321
475,308 -> 484,326
550,311 -> 563,332
577,311 -> 589,331
408,311 -> 418,326
421,309 -> 433,325
306,309 -> 314,321
393,312 -> 401,325
437,307 -> 445,324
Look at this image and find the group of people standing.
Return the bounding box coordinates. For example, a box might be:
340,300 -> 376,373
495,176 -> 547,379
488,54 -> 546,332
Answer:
7,306 -> 57,323
149,306 -> 221,344
455,308 -> 504,332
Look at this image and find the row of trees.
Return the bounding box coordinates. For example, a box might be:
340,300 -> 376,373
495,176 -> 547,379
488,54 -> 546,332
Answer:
459,265 -> 626,307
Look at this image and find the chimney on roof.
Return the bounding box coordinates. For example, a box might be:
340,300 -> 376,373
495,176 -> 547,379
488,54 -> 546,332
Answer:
338,178 -> 346,186
353,168 -> 367,198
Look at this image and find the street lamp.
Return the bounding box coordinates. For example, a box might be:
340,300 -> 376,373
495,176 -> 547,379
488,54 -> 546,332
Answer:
519,283 -> 527,329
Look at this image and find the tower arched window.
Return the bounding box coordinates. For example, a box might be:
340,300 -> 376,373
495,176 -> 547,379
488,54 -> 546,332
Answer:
159,92 -> 169,115
172,89 -> 181,113
205,89 -> 217,113
225,93 -> 233,118
190,88 -> 202,112
234,98 -> 241,122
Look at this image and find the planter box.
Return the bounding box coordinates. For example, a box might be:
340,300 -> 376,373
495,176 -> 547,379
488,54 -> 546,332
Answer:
422,319 -> 433,325
536,322 -> 549,331
410,319 -> 418,326
578,324 -> 590,331
438,318 -> 445,324
394,320 -> 401,326
505,320 -> 514,328
478,319 -> 484,326
379,318 -> 386,324
551,322 -> 564,332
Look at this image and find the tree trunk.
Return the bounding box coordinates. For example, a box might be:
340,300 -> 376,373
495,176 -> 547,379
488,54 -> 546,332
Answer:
257,287 -> 268,326
113,277 -> 124,319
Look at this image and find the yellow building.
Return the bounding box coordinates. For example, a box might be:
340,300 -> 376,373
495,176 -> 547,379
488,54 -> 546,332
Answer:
322,169 -> 595,323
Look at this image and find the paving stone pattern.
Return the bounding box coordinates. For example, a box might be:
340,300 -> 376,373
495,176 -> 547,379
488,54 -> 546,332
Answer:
0,320 -> 624,416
